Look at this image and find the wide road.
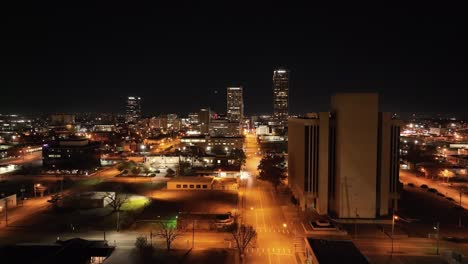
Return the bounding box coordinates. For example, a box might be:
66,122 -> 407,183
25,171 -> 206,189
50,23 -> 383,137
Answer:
400,170 -> 466,209
242,132 -> 296,264
0,151 -> 42,166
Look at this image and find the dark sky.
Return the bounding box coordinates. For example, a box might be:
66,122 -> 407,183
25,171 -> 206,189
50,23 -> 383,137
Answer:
2,2 -> 467,116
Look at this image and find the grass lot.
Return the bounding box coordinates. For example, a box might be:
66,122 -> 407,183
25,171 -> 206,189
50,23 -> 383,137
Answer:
121,196 -> 151,211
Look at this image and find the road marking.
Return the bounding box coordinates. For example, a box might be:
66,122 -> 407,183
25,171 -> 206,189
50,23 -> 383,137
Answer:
258,185 -> 266,228
255,208 -> 259,228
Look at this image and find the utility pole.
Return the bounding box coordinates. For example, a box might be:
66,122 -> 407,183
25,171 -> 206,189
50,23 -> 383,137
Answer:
116,211 -> 120,232
150,231 -> 153,246
61,176 -> 64,194
354,208 -> 359,238
192,219 -> 195,249
434,222 -> 440,255
4,199 -> 8,227
20,186 -> 25,206
391,212 -> 398,256
459,188 -> 463,228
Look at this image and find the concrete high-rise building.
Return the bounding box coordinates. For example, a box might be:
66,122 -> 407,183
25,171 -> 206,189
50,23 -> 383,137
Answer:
126,96 -> 141,123
198,108 -> 211,134
273,68 -> 289,125
226,87 -> 244,123
288,93 -> 401,219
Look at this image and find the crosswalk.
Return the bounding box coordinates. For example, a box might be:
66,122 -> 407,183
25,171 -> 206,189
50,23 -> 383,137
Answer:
245,247 -> 293,256
256,227 -> 291,234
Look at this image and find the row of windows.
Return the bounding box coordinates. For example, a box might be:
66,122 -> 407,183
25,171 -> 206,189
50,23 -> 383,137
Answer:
176,184 -> 208,189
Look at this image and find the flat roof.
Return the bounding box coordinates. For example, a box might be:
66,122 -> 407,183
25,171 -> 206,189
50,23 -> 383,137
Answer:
307,239 -> 369,264
168,176 -> 214,184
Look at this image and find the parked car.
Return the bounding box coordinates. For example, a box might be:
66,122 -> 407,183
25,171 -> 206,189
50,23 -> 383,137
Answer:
420,184 -> 428,189
407,183 -> 415,187
427,188 -> 437,193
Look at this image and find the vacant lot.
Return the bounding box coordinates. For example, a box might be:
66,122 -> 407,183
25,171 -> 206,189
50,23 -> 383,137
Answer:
139,190 -> 238,221
398,185 -> 468,238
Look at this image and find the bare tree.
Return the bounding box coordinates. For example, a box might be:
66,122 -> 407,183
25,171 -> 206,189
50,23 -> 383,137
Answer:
105,192 -> 130,232
231,224 -> 257,261
154,221 -> 181,251
106,192 -> 130,212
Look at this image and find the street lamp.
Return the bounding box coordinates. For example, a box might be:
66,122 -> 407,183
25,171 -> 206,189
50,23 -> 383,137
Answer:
283,223 -> 287,228
391,213 -> 398,256
434,222 -> 440,255
34,183 -> 41,197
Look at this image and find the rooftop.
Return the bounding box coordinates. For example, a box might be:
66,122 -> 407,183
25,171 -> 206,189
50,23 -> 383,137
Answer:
168,176 -> 214,184
307,239 -> 369,264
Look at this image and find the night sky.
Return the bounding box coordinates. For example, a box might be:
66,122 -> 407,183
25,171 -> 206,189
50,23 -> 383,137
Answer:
2,2 -> 467,116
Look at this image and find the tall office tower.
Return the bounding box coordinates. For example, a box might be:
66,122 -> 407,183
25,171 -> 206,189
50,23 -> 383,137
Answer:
288,93 -> 401,219
272,67 -> 289,125
226,87 -> 244,123
199,108 -> 211,134
126,96 -> 141,123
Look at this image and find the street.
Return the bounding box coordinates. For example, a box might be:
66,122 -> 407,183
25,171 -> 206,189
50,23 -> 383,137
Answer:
241,132 -> 297,264
400,170 -> 465,209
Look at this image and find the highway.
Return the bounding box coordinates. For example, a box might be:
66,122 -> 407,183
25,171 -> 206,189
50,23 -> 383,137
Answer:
241,132 -> 297,264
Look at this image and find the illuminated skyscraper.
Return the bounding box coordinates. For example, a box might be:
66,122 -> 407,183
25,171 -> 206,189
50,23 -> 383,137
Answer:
126,96 -> 141,123
226,87 -> 244,123
273,68 -> 289,125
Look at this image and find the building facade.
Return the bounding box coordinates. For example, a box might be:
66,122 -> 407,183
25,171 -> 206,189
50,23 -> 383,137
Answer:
288,93 -> 401,219
199,108 -> 211,134
209,119 -> 241,137
42,136 -> 101,171
125,96 -> 141,123
226,87 -> 244,123
180,135 -> 244,152
273,68 -> 289,125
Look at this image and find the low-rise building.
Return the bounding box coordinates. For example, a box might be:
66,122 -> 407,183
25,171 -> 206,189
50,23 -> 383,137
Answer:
0,194 -> 17,211
167,177 -> 214,190
167,176 -> 238,191
59,192 -> 114,209
305,239 -> 369,264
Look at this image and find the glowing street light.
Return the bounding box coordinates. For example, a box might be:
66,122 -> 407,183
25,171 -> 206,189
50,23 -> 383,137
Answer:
434,222 -> 440,255
283,223 -> 287,228
391,213 -> 398,255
